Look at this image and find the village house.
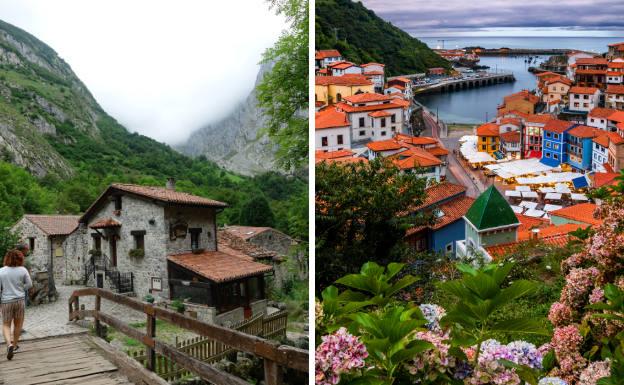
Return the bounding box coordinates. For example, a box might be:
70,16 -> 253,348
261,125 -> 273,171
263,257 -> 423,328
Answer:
315,149 -> 366,165
587,107 -> 618,131
314,75 -> 374,106
550,203 -> 602,227
11,215 -> 84,285
606,62 -> 624,84
592,133 -> 611,172
315,49 -> 343,68
606,131 -> 624,172
404,182 -> 474,255
327,61 -> 363,77
573,57 -> 608,88
523,114 -> 553,158
541,119 -> 575,167
538,74 -> 572,112
568,86 -> 600,113
315,107 -> 352,151
497,90 -> 539,116
385,77 -> 413,100
222,226 -> 296,258
565,125 -> 601,171
14,181 -> 277,325
455,186 -> 520,261
476,122 -> 500,156
334,92 -> 405,143
361,63 -> 385,93
605,85 -> 624,110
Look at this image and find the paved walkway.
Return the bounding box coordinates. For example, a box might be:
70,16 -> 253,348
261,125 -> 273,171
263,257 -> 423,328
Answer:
10,286 -> 144,343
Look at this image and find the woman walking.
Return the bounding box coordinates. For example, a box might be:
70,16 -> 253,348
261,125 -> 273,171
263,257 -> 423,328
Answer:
0,249 -> 32,360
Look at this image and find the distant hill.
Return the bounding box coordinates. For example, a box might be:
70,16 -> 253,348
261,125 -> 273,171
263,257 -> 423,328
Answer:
315,0 -> 449,76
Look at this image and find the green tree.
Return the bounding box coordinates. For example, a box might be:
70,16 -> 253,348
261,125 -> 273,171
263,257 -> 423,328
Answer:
315,158 -> 428,291
238,195 -> 276,228
257,0 -> 309,170
0,226 -> 19,263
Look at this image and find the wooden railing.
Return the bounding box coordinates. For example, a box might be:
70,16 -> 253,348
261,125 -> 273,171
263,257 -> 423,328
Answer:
68,288 -> 307,385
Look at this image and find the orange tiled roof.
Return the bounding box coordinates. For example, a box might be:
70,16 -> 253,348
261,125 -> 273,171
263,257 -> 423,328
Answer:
387,84 -> 405,91
328,61 -> 358,70
503,90 -> 539,104
111,184 -> 228,208
315,149 -> 355,160
316,107 -> 350,130
570,86 -> 600,94
536,71 -> 559,78
369,110 -> 392,118
607,85 -> 624,95
515,213 -> 549,233
575,69 -> 607,75
517,223 -> 583,241
504,110 -> 530,120
167,250 -> 273,283
500,131 -> 521,142
576,57 -> 608,65
315,75 -> 372,86
544,119 -> 575,133
406,195 -> 475,235
390,77 -> 411,84
364,70 -> 384,76
589,107 -> 618,119
218,229 -> 277,261
610,111 -> 624,123
23,215 -> 80,236
550,203 -> 602,226
608,62 -> 624,69
361,62 -> 385,67
394,134 -> 438,145
426,146 -> 450,156
335,101 -> 403,113
594,172 -> 620,188
392,148 -> 442,169
477,122 -> 499,137
525,114 -> 554,124
593,134 -> 610,148
414,182 -> 467,210
366,140 -> 404,152
90,218 -> 122,229
499,117 -> 521,126
606,131 -> 624,145
568,125 -> 600,138
547,77 -> 572,86
485,234 -> 570,259
222,226 -> 275,241
315,49 -> 342,60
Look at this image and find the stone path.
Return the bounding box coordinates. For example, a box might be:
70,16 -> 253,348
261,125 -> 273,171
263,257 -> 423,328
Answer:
7,285 -> 144,343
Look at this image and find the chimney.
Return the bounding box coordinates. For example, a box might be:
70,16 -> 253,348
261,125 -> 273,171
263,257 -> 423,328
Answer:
531,228 -> 540,241
166,178 -> 176,191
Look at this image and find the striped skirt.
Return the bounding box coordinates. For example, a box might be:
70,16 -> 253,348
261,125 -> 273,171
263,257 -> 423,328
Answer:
1,300 -> 25,322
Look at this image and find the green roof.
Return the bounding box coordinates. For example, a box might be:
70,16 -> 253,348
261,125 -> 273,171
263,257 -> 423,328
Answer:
465,186 -> 519,230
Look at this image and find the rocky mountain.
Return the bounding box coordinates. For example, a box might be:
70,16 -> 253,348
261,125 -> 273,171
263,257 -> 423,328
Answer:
178,62 -> 278,176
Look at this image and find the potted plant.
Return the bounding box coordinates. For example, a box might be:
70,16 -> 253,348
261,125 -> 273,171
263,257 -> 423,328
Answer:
171,299 -> 185,314
143,294 -> 154,304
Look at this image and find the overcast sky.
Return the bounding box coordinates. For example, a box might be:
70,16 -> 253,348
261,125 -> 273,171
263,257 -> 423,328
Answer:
361,0 -> 624,37
0,0 -> 285,144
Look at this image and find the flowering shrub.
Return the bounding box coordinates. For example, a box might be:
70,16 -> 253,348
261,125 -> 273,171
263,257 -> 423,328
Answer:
315,327 -> 368,385
419,303 -> 446,333
578,360 -> 610,385
538,377 -> 567,385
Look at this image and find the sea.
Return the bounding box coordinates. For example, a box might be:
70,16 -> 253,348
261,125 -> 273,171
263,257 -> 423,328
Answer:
413,36 -> 624,124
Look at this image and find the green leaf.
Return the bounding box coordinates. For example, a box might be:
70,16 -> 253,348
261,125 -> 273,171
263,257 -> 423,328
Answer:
490,280 -> 537,310
490,318 -> 550,335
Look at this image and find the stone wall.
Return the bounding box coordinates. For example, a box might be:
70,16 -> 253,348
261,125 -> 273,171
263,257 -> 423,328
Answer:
12,217 -> 50,273
59,227 -> 89,284
181,299 -> 268,326
247,229 -> 295,257
165,206 -> 217,254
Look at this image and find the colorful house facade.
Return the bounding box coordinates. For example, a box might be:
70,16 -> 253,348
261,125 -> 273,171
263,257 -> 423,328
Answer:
566,125 -> 601,171
541,120 -> 575,167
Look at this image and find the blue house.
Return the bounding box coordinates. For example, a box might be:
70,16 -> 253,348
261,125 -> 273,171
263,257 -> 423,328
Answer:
404,182 -> 475,256
541,120 -> 576,167
565,125 -> 600,171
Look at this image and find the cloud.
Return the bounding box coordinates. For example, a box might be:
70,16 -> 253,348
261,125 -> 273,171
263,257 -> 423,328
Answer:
361,0 -> 624,34
0,0 -> 285,144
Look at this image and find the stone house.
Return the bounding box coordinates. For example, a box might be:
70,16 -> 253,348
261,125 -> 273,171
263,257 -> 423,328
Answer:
223,226 -> 296,258
13,180 -> 276,325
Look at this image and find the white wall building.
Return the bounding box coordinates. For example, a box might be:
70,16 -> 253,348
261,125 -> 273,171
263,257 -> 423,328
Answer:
569,87 -> 600,113
335,93 -> 405,143
315,107 -> 352,151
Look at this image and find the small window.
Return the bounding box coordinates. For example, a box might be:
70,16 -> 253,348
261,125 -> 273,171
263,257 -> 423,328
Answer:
445,243 -> 453,253
131,230 -> 146,250
381,118 -> 386,128
337,135 -> 344,145
381,131 -> 387,136
359,117 -> 365,127
391,114 -> 396,123
189,228 -> 202,250
28,237 -> 35,251
321,137 -> 328,147
359,130 -> 365,136
114,195 -> 122,210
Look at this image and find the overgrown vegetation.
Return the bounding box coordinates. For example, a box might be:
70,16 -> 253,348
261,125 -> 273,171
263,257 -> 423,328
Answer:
315,0 -> 450,76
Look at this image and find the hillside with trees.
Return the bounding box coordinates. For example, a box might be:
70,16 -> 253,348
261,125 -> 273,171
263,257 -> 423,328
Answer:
315,0 -> 450,76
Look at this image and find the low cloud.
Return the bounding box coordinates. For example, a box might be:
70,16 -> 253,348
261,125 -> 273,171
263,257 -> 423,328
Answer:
0,0 -> 285,144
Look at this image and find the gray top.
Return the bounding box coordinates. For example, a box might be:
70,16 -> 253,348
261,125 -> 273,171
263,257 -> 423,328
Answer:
0,266 -> 32,303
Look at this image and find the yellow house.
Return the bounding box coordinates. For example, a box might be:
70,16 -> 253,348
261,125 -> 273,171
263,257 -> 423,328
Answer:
315,75 -> 374,105
477,122 -> 500,155
497,90 -> 539,116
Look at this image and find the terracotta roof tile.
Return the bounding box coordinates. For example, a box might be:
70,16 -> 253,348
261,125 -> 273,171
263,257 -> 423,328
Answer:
500,131 -> 521,142
426,146 -> 450,156
593,134 -> 610,147
589,107 -> 618,119
315,149 -> 355,160
414,182 -> 467,210
576,57 -> 608,65
328,61 -> 358,70
394,134 -> 439,145
343,93 -> 393,103
610,111 -> 624,123
499,117 -> 521,126
517,223 -> 583,241
167,251 -> 273,283
570,86 -> 600,94
335,101 -> 403,113
607,85 -> 624,95
575,69 -> 607,75
361,62 -> 385,67
23,215 -> 80,236
315,50 -> 341,59
525,114 -> 554,124
316,107 -> 350,130
515,214 -> 549,232
367,140 -> 404,152
222,226 -> 273,241
369,110 -> 393,118
111,184 -> 227,208
477,123 -> 500,136
593,172 -> 620,188
485,234 -> 570,259
406,195 -> 475,235
550,203 -> 602,226
544,119 -> 575,133
606,131 -> 624,145
90,218 -> 122,229
391,148 -> 442,169
568,125 -> 600,138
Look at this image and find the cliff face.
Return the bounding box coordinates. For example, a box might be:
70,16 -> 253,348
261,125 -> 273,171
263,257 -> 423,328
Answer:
0,20 -> 105,177
178,62 -> 278,176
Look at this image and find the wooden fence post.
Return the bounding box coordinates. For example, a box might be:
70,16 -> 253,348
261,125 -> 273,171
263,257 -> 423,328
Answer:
264,359 -> 283,385
95,294 -> 102,337
146,306 -> 156,371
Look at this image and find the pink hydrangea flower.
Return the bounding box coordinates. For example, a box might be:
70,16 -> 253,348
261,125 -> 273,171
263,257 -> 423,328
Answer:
315,328 -> 368,385
578,360 -> 610,385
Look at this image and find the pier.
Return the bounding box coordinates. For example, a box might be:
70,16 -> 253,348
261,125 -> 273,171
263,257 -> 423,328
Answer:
414,72 -> 516,94
469,48 -> 593,56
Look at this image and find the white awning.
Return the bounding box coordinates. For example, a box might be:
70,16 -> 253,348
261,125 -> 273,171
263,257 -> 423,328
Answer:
519,200 -> 538,210
515,185 -> 531,192
510,205 -> 524,214
539,187 -> 556,193
544,204 -> 563,212
505,190 -> 522,197
571,193 -> 588,201
521,191 -> 539,199
544,192 -> 562,200
524,208 -> 546,218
